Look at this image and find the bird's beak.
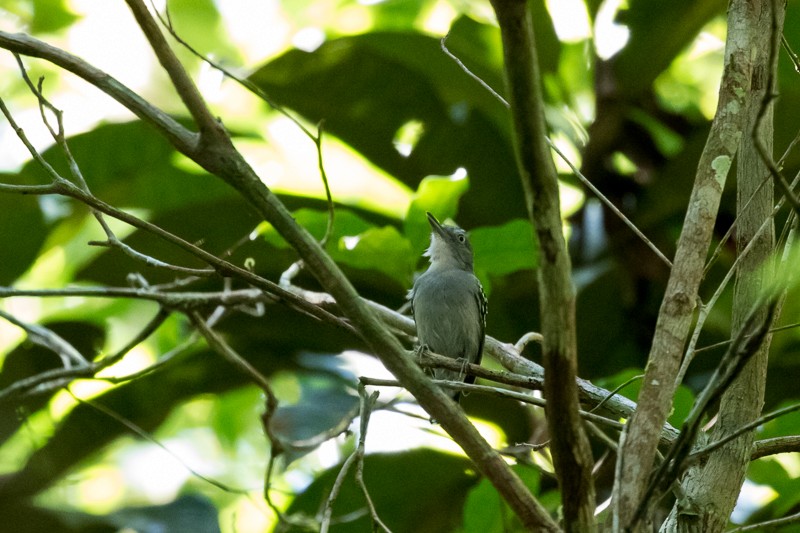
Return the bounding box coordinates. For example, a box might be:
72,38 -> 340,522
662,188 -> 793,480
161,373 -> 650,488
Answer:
426,212 -> 447,237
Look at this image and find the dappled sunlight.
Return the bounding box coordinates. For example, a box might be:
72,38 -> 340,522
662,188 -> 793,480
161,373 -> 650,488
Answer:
72,465 -> 127,514
547,0 -> 591,43
655,17 -> 726,119
1,0 -> 797,530
0,407 -> 58,475
237,115 -> 412,218
594,0 -> 630,60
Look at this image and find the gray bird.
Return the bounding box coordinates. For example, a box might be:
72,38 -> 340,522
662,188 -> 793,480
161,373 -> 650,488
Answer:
409,212 -> 487,402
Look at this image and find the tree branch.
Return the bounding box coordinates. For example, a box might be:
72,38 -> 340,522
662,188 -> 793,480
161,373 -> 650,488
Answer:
489,0 -> 596,528
614,0 -> 763,526
2,2 -> 560,528
0,31 -> 196,154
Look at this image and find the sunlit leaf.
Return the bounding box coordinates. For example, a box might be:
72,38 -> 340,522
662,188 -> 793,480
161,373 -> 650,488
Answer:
405,173 -> 471,257
30,0 -> 80,34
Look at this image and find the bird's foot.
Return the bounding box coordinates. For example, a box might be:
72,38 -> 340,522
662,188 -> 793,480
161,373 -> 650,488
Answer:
456,357 -> 470,380
414,344 -> 430,364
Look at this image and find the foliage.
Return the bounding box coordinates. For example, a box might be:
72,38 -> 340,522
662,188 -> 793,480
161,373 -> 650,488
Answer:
0,0 -> 799,532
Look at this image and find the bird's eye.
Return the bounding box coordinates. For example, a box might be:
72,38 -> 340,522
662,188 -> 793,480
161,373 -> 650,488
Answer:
457,234 -> 465,243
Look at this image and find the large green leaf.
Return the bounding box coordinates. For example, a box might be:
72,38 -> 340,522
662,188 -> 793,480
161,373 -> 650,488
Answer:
404,173 -> 471,258
249,28 -> 529,227
19,0 -> 81,35
12,121 -> 237,214
270,375 -> 359,465
470,218 -> 538,294
259,207 -> 415,287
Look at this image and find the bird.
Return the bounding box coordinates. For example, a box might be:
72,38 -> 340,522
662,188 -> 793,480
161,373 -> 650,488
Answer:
408,212 -> 487,402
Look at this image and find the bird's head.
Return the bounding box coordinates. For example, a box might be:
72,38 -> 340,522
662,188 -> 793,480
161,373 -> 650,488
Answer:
424,212 -> 474,272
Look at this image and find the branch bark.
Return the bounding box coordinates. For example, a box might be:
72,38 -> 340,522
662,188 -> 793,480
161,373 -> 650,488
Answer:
613,0 -> 765,527
662,2 -> 784,531
0,3 -> 559,530
489,0 -> 596,529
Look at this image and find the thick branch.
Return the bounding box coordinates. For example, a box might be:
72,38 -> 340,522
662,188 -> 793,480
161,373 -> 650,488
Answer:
664,2 -> 784,531
124,0 -> 223,140
67,2 -> 557,528
614,0 -> 761,527
489,0 -> 596,528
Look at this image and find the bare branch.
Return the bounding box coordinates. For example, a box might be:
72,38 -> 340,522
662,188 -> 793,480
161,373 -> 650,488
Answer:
321,384 -> 390,533
614,0 -> 765,524
726,510 -> 800,532
441,31 -> 672,269
124,0 -> 222,139
489,0 -> 595,526
689,401 -> 800,463
751,435 -> 800,460
0,310 -> 88,368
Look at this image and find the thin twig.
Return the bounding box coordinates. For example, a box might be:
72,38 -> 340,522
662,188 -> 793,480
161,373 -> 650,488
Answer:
781,35 -> 800,73
0,309 -> 171,403
0,310 -> 88,368
321,384 -> 390,533
353,384 -> 391,533
634,298 -> 777,523
689,401 -> 800,463
727,510 -> 800,532
677,211 -> 775,385
441,31 -> 672,269
694,321 -> 800,354
152,0 -> 336,247
754,24 -> 800,217
359,376 -> 625,433
589,374 -> 643,414
514,331 -> 543,353
750,435 -> 800,460
189,311 -> 274,397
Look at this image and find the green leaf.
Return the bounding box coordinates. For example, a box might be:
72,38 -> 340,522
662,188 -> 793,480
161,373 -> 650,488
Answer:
470,219 -> 538,294
162,0 -> 241,62
270,376 -> 359,465
337,225 -> 415,287
14,121 -> 237,214
747,457 -> 800,518
405,173 -> 471,256
668,384 -> 695,427
29,0 -> 80,34
462,464 -> 539,533
211,386 -> 264,450
259,208 -> 415,286
249,31 -> 529,227
0,190 -> 46,285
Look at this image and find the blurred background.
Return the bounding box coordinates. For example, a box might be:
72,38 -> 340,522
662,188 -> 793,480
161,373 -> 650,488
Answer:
1,0 -> 799,531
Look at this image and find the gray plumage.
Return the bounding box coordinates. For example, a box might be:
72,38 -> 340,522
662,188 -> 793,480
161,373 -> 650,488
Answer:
408,212 -> 487,402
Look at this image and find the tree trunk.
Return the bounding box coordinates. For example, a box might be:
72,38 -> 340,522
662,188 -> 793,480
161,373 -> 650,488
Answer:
661,1 -> 784,531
